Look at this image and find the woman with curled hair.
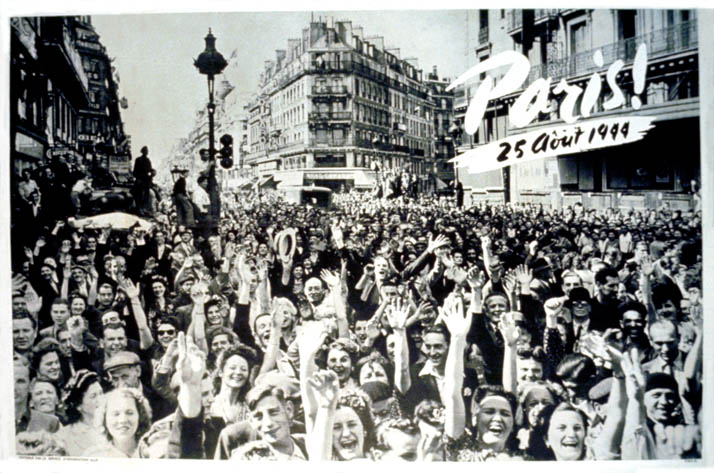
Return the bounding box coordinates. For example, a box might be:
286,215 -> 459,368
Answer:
330,389 -> 378,460
31,339 -> 70,390
317,338 -> 360,392
528,402 -> 590,461
202,343 -> 260,458
445,385 -> 522,461
55,369 -> 104,456
304,370 -> 377,461
83,387 -> 152,457
145,274 -> 172,328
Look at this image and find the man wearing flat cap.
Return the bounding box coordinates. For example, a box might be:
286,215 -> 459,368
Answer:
105,350 -> 171,422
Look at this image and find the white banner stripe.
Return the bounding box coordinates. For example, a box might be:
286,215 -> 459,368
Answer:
450,116 -> 656,175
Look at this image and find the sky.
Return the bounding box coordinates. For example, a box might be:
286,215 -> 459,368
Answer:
90,10 -> 472,171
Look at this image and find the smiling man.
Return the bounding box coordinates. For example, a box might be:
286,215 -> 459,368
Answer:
231,385 -> 307,460
400,323 -> 451,416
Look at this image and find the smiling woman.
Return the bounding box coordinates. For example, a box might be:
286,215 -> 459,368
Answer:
445,385 -> 522,461
84,387 -> 152,458
529,403 -> 589,461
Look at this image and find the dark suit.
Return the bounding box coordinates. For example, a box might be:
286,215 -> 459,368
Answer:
467,315 -> 505,386
401,362 -> 479,420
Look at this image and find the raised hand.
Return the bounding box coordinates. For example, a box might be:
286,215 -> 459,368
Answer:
640,254 -> 655,278
270,302 -> 286,329
413,300 -> 434,322
502,270 -> 517,295
308,370 -> 340,409
543,297 -> 565,328
161,337 -> 180,368
63,256 -> 72,278
320,269 -> 340,290
498,311 -> 521,347
364,317 -> 381,340
465,266 -> 486,289
12,273 -> 27,290
427,234 -> 449,254
479,233 -> 491,248
515,264 -> 533,289
387,297 -> 409,331
176,332 -> 206,386
298,320 -> 329,358
653,424 -> 701,459
119,278 -> 140,300
580,332 -> 619,369
256,259 -> 269,281
440,294 -> 471,339
621,347 -> 646,402
331,225 -> 345,250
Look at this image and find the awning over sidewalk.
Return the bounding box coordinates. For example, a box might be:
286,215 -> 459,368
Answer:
258,175 -> 275,189
353,170 -> 377,188
276,172 -> 304,187
435,176 -> 449,190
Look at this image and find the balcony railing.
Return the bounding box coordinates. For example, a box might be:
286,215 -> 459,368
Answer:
312,85 -> 349,95
533,9 -> 559,24
507,10 -> 523,34
522,20 -> 698,89
309,138 -> 350,147
309,111 -> 352,121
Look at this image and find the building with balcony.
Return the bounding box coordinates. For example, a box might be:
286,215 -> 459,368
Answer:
74,17 -> 131,176
10,16 -> 130,180
242,18 -> 445,192
452,9 -> 700,210
425,65 -> 457,186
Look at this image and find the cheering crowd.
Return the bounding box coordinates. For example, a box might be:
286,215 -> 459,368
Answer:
10,166 -> 703,460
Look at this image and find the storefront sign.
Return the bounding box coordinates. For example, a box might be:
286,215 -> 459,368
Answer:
46,147 -> 72,159
304,172 -> 351,180
14,132 -> 44,159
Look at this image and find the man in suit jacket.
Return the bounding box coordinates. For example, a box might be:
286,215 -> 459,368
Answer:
401,324 -> 478,418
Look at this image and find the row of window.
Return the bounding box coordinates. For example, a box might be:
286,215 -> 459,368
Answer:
282,81 -> 305,105
356,102 -> 388,127
355,78 -> 388,104
278,104 -> 306,128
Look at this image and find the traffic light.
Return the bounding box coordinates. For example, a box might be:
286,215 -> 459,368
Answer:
219,134 -> 233,169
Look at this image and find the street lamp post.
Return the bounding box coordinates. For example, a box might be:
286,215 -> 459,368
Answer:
194,29 -> 227,232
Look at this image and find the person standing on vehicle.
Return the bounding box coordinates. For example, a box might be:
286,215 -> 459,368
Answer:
133,146 -> 154,217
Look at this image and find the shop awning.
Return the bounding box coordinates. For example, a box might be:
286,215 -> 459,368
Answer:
258,175 -> 275,189
435,176 -> 449,190
276,171 -> 304,187
354,170 -> 377,188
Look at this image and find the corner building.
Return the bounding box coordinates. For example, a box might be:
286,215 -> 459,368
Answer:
453,9 -> 699,210
244,18 -> 450,192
